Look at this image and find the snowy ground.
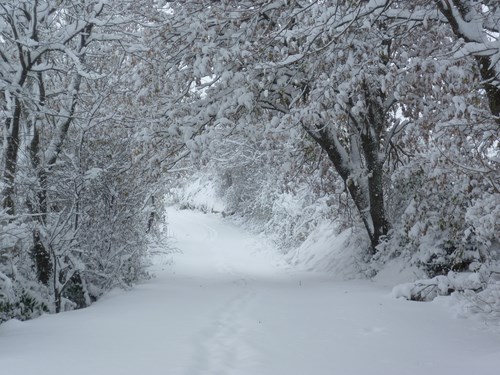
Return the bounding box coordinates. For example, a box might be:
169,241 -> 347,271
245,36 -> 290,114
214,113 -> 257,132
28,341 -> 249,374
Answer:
1,207 -> 500,374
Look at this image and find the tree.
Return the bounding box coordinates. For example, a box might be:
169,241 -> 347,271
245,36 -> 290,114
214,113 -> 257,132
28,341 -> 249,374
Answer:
434,0 -> 500,121
379,0 -> 500,275
1,0 -> 169,319
154,0 -> 426,252
157,0 -> 498,263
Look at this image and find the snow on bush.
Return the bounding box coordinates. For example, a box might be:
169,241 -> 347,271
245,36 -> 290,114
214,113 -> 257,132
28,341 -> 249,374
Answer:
455,284 -> 500,320
169,174 -> 226,214
465,193 -> 500,250
393,264 -> 500,322
393,271 -> 483,302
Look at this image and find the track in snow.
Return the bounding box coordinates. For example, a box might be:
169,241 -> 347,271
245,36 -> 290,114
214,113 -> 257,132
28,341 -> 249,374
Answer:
1,207 -> 499,375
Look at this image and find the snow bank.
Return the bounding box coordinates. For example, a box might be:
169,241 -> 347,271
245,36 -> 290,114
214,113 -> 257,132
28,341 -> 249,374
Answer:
286,222 -> 370,279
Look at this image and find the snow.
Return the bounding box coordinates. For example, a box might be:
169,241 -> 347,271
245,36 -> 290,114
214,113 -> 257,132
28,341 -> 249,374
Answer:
1,207 -> 500,374
286,222 -> 366,278
170,176 -> 226,214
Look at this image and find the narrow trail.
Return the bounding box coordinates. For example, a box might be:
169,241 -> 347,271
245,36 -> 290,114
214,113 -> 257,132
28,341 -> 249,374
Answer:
1,207 -> 499,375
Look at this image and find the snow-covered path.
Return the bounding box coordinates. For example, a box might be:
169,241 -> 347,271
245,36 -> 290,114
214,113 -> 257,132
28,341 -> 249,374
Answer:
1,208 -> 500,374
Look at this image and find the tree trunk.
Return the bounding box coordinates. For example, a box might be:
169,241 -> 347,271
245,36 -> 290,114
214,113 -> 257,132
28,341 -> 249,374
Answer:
32,229 -> 52,286
361,83 -> 390,250
305,125 -> 388,254
2,99 -> 22,216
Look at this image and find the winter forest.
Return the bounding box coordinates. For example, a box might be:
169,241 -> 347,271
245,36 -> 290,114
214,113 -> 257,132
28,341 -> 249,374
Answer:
0,0 -> 499,339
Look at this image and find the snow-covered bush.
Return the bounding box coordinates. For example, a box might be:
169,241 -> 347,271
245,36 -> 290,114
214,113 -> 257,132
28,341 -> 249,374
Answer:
0,219 -> 51,323
169,173 -> 226,214
0,281 -> 49,324
387,165 -> 479,275
393,271 -> 484,302
393,264 -> 500,322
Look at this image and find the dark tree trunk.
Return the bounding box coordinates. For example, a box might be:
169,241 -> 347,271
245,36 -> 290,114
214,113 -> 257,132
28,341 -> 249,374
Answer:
32,229 -> 52,286
361,83 -> 390,250
147,196 -> 156,233
30,125 -> 52,285
366,160 -> 388,250
2,99 -> 22,216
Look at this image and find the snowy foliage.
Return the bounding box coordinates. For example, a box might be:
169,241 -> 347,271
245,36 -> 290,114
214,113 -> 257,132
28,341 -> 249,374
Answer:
0,0 -> 169,322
